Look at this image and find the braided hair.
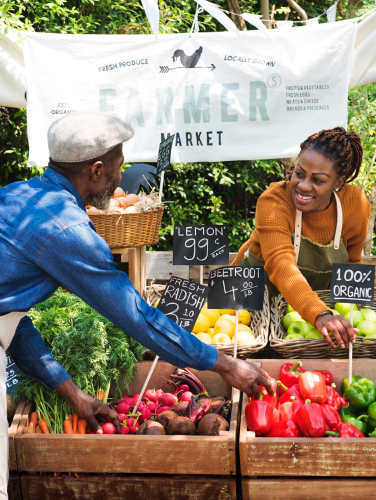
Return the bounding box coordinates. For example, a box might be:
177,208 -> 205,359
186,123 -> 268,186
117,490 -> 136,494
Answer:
285,127 -> 363,185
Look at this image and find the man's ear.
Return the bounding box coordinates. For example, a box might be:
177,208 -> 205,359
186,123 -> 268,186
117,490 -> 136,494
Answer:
90,161 -> 105,182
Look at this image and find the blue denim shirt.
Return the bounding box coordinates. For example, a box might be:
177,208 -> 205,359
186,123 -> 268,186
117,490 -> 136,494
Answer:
0,168 -> 218,390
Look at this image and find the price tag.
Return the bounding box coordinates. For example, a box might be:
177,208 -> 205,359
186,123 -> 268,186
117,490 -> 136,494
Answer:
208,266 -> 265,310
157,276 -> 210,332
6,355 -> 20,394
173,225 -> 229,265
156,135 -> 175,177
330,263 -> 375,305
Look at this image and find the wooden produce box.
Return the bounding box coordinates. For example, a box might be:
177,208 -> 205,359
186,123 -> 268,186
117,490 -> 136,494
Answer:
8,400 -> 26,471
15,361 -> 239,475
8,472 -> 22,500
240,359 -> 376,477
20,473 -> 236,500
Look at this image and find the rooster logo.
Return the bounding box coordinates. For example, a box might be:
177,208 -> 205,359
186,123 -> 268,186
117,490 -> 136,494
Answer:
172,46 -> 203,68
160,47 -> 215,74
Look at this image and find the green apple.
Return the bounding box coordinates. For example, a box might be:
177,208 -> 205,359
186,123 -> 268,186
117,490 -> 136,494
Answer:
361,308 -> 376,323
330,308 -> 340,316
365,333 -> 376,343
305,328 -> 324,339
357,320 -> 376,337
287,321 -> 310,337
344,310 -> 365,327
285,304 -> 295,314
334,303 -> 358,316
283,312 -> 302,330
285,333 -> 304,340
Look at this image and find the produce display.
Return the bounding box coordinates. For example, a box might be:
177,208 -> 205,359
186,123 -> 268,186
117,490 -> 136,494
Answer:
190,304 -> 255,346
245,361 -> 376,438
282,302 -> 376,340
86,187 -> 164,215
24,367 -> 232,436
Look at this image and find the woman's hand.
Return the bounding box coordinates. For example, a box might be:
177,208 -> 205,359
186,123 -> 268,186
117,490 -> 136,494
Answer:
315,313 -> 358,349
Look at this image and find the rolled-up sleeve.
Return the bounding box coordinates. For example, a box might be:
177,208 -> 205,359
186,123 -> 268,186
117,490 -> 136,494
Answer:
36,223 -> 218,371
9,316 -> 70,390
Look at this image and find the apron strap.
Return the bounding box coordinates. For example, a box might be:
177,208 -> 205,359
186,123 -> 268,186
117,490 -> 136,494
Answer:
294,191 -> 343,263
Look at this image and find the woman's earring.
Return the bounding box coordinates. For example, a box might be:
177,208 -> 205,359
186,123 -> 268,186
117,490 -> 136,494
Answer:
335,188 -> 339,191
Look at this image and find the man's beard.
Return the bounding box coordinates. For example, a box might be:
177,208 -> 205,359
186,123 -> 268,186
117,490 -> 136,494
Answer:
86,174 -> 118,211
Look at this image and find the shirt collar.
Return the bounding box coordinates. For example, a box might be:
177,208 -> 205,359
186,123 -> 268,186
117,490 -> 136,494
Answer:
41,167 -> 86,212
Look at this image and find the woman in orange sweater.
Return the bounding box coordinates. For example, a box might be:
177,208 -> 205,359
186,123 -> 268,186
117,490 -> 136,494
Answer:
233,127 -> 370,350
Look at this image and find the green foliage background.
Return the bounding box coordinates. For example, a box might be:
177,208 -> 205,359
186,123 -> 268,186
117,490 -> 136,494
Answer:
0,0 -> 375,251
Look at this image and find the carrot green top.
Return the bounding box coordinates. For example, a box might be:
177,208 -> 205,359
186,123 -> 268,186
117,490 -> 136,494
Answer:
233,181 -> 371,326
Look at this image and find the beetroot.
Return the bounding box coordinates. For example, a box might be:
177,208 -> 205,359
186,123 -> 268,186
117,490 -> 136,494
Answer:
117,413 -> 127,423
116,402 -> 131,415
167,416 -> 196,435
139,407 -> 152,423
173,401 -> 190,417
143,388 -> 159,403
179,384 -> 190,393
197,414 -> 229,436
155,405 -> 173,415
102,422 -> 116,435
155,411 -> 178,430
137,421 -> 166,435
180,391 -> 193,402
146,402 -> 158,413
126,417 -> 139,434
121,425 -> 130,435
158,393 -> 177,407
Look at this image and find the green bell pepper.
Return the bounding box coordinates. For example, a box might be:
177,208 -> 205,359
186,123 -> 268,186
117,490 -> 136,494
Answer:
341,414 -> 368,435
367,402 -> 376,433
338,405 -> 360,420
369,428 -> 376,438
341,376 -> 363,396
343,378 -> 376,412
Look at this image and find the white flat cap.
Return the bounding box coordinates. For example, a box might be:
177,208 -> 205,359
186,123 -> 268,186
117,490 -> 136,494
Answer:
48,111 -> 134,162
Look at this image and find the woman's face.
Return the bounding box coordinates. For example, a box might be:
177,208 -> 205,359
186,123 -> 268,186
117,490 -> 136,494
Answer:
290,149 -> 345,213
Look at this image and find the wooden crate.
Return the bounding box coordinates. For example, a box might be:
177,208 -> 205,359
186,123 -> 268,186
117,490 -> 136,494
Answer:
8,472 -> 22,500
8,400 -> 26,471
20,473 -> 236,500
112,246 -> 146,296
240,359 -> 376,477
15,361 -> 239,475
242,477 -> 376,500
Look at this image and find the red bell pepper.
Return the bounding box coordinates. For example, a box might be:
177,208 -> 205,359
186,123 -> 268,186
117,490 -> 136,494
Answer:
278,382 -> 303,405
250,376 -> 278,408
272,407 -> 279,424
264,420 -> 302,438
339,396 -> 349,407
279,398 -> 304,422
279,362 -> 305,394
321,404 -> 342,430
298,371 -> 327,404
313,370 -> 334,385
326,422 -> 365,438
295,400 -> 326,437
325,385 -> 342,411
245,390 -> 273,435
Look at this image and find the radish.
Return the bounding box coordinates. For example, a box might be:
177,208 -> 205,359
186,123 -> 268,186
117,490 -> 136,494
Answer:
138,401 -> 146,409
121,424 -> 130,435
144,388 -> 159,403
121,396 -> 135,408
117,413 -> 127,423
146,402 -> 158,413
179,384 -> 190,393
155,389 -> 164,399
102,422 -> 116,434
139,407 -> 152,423
115,402 -> 131,415
158,393 -> 177,407
126,417 -> 139,434
155,406 -> 173,415
131,393 -> 141,402
180,391 -> 193,402
86,429 -> 95,434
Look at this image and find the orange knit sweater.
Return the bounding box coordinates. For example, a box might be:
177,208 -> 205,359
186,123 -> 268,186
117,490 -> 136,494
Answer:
233,181 -> 371,326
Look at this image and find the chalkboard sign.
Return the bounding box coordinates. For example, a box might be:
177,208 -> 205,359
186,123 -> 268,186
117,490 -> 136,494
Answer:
173,225 -> 229,265
6,355 -> 20,394
330,263 -> 375,305
156,135 -> 175,177
157,276 -> 210,332
208,266 -> 265,310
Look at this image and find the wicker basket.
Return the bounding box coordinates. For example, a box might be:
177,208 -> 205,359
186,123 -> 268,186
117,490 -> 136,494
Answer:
270,290 -> 376,358
144,283 -> 269,359
89,209 -> 164,248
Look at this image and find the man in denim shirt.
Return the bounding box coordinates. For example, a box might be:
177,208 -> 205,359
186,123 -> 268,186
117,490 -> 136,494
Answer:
0,112 -> 272,496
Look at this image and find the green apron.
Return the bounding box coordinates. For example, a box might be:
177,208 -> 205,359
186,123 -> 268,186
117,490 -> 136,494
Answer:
239,192 -> 349,299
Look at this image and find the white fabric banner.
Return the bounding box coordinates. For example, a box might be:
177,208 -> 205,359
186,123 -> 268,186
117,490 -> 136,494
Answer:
24,21 -> 357,164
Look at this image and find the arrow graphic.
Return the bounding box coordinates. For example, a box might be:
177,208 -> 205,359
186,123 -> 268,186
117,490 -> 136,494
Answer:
160,64 -> 216,74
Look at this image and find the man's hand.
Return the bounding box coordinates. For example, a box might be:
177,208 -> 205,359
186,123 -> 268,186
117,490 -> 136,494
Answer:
316,313 -> 357,349
56,379 -> 121,434
210,352 -> 274,398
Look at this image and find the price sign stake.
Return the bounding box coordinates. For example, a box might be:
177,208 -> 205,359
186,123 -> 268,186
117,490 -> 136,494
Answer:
156,135 -> 175,202
208,266 -> 265,358
331,263 -> 375,384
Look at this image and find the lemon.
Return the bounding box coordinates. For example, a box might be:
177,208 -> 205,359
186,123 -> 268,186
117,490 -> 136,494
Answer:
232,331 -> 255,344
218,309 -> 236,316
207,328 -> 216,338
192,313 -> 210,334
211,333 -> 232,344
221,314 -> 236,323
196,333 -> 212,344
201,305 -> 221,328
154,298 -> 160,307
214,317 -> 235,339
238,324 -> 253,334
238,310 -> 251,326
